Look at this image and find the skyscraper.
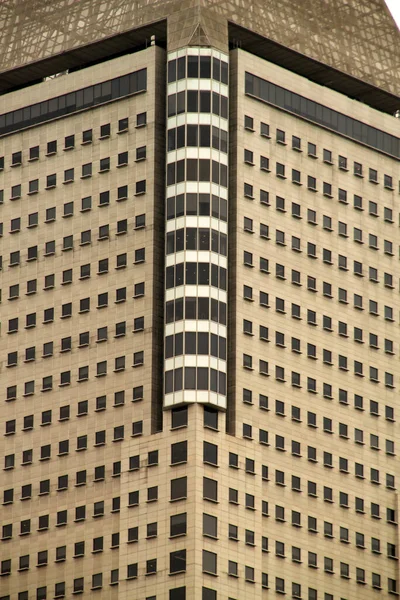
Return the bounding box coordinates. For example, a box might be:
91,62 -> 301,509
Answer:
0,2 -> 399,599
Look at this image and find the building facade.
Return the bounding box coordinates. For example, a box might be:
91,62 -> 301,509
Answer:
0,2 -> 399,600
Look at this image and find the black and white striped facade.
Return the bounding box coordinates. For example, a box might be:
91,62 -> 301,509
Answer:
164,47 -> 229,409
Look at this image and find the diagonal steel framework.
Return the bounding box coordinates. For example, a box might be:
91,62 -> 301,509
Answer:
0,0 -> 399,97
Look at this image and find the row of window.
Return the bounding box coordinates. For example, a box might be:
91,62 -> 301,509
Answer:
242,389 -> 395,422
243,121 -> 396,186
261,575 -> 398,596
238,420 -> 396,486
1,213 -> 145,237
244,158 -> 395,198
243,346 -> 395,388
0,588 -> 181,600
0,569 -> 151,592
208,435 -> 395,488
165,296 -> 227,325
2,442 -> 186,501
168,124 -> 227,152
1,475 -> 192,535
0,67 -> 147,137
4,276 -> 136,301
244,252 -> 397,297
1,169 -> 146,201
165,367 -> 226,395
0,553 -> 185,597
166,228 -> 227,255
0,116 -> 144,168
246,217 -> 397,262
243,286 -> 397,354
0,586 -> 387,600
4,387 -> 143,436
168,55 -> 228,83
3,249 -> 144,277
166,193 -> 227,221
2,153 -> 145,189
260,533 -> 396,561
3,432 -> 148,469
6,282 -> 144,333
167,158 -> 228,187
205,509 -> 398,564
167,90 -> 228,118
263,459 -> 395,491
165,262 -> 227,290
202,475 -> 397,524
246,183 -> 397,230
1,515 -> 181,561
165,332 -> 226,360
244,72 -> 400,159
242,350 -> 395,388
233,410 -> 395,456
0,181 -> 146,206
244,319 -> 395,357
244,285 -> 397,329
5,352 -> 144,397
5,320 -> 143,368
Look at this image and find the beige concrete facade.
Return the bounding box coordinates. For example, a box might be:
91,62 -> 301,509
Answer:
0,8 -> 400,600
227,49 -> 400,599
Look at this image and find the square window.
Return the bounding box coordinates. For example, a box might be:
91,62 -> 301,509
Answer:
136,112 -> 147,127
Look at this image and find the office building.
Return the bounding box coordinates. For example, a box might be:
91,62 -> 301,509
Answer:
0,1 -> 399,599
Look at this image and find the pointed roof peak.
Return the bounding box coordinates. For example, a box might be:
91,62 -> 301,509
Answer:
188,22 -> 211,47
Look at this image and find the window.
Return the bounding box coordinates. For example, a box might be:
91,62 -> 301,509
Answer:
81,195 -> 92,210
100,123 -> 110,138
203,513 -> 217,538
276,162 -> 285,177
81,162 -> 92,177
204,406 -> 218,429
308,142 -> 317,156
203,550 -> 217,575
170,549 -> 186,574
82,128 -> 92,143
244,115 -> 254,130
171,513 -> 187,537
135,180 -> 146,194
292,168 -> 301,184
171,477 -> 187,501
126,563 -> 138,580
171,441 -> 187,465
171,406 -> 188,428
134,112 -> 146,128
244,149 -> 254,164
244,182 -> 253,198
203,441 -> 218,465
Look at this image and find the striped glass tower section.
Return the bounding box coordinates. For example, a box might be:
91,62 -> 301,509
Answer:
164,47 -> 229,409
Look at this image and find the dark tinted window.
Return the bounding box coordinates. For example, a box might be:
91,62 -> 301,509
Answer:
0,69 -> 147,136
171,441 -> 187,464
245,72 -> 399,159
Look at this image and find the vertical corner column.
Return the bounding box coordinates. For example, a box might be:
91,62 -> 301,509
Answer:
163,47 -> 229,410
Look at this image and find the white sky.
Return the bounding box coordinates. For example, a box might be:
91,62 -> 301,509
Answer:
385,0 -> 400,28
